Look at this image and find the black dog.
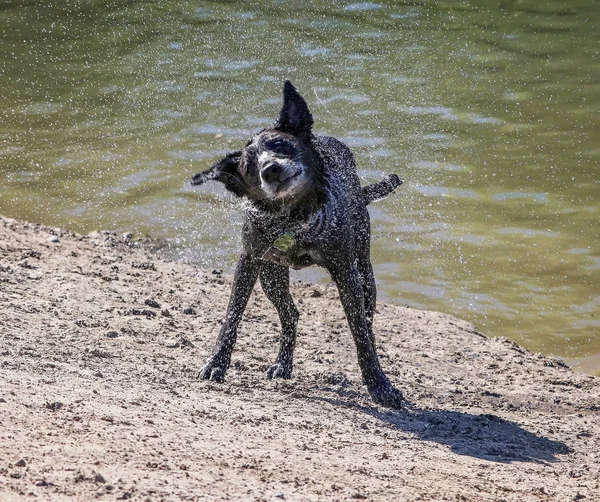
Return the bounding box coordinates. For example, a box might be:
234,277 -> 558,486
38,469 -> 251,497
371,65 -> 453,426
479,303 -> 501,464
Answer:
192,81 -> 403,408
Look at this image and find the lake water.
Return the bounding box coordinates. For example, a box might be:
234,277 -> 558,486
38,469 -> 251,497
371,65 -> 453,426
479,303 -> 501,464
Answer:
1,1 -> 598,373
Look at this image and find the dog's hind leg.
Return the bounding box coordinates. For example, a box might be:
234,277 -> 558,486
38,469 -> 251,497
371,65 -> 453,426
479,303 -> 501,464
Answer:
198,253 -> 260,382
259,262 -> 299,379
357,256 -> 376,335
355,218 -> 376,339
327,258 -> 403,408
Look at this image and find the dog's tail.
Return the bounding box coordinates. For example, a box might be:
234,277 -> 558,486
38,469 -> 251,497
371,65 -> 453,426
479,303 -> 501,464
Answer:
362,174 -> 403,205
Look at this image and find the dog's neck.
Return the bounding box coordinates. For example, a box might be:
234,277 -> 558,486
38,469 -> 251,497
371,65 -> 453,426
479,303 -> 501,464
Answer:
243,198 -> 316,229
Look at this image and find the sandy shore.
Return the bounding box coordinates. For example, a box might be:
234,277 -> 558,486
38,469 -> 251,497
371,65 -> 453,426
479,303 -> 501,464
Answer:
1,216 -> 598,501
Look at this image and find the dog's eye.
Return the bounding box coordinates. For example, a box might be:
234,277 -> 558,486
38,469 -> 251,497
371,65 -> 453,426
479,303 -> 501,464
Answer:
267,138 -> 295,157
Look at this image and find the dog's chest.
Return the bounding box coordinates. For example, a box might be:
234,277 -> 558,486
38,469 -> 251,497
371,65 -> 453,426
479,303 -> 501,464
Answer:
243,217 -> 324,270
261,242 -> 321,270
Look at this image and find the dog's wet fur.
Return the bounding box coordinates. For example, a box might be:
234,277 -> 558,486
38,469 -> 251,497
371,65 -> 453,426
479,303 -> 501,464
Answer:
191,81 -> 404,408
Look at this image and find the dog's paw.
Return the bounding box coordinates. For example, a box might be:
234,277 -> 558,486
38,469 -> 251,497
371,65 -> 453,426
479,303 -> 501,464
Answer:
197,360 -> 226,382
368,383 -> 404,409
266,362 -> 292,380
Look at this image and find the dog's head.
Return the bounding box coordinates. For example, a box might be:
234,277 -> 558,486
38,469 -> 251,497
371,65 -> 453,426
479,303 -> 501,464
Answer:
192,81 -> 322,209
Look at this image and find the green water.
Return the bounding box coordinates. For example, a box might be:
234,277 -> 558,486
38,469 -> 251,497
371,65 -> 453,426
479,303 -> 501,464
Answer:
1,1 -> 598,370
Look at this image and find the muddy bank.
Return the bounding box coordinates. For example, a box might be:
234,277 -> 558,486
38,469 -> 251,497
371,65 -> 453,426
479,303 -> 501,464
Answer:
0,216 -> 598,501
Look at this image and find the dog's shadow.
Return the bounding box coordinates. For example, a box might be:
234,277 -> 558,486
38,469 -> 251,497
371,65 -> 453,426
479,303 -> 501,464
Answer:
309,394 -> 571,463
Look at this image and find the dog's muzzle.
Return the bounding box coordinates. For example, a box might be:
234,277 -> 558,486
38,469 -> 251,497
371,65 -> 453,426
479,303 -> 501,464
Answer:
260,163 -> 286,185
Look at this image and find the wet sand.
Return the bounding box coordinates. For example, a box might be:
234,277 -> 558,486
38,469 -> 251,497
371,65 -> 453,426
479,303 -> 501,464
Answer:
1,216 -> 598,501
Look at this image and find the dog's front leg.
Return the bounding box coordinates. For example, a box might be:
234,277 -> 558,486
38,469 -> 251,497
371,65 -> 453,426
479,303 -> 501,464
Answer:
198,253 -> 260,382
327,259 -> 403,408
259,262 -> 299,379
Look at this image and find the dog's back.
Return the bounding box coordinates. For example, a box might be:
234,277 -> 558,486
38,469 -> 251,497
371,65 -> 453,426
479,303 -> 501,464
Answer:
313,135 -> 365,220
314,135 -> 359,191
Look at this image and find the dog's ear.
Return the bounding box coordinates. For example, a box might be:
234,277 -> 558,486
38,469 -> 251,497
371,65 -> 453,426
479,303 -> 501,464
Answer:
274,80 -> 313,136
191,151 -> 246,197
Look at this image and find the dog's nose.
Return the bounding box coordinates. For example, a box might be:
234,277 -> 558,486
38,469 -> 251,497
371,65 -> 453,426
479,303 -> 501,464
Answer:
261,163 -> 284,184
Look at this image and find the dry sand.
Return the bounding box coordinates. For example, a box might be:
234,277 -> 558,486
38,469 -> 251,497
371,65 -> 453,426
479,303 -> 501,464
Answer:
1,216 -> 598,501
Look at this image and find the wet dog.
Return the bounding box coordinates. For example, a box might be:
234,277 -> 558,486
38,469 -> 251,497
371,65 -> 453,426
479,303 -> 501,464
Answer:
191,81 -> 403,408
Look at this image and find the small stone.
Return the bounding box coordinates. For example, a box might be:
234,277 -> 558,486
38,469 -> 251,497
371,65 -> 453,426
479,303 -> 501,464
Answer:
144,298 -> 161,309
182,307 -> 196,315
94,473 -> 106,484
161,309 -> 171,317
105,331 -> 119,338
47,235 -> 60,243
131,261 -> 155,271
125,308 -> 156,317
165,335 -> 195,349
96,484 -> 115,497
165,338 -> 179,348
88,231 -> 102,239
15,459 -> 26,467
45,401 -> 63,411
0,397 -> 6,403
